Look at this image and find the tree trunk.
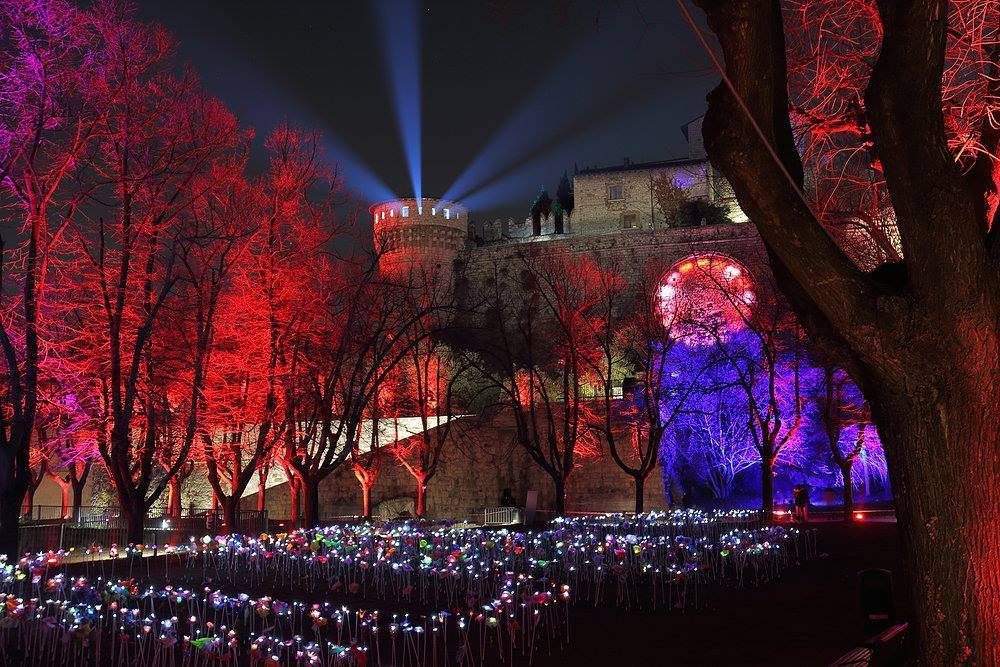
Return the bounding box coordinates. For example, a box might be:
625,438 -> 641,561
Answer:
552,476 -> 566,517
873,384 -> 1000,664
415,478 -> 427,517
633,473 -> 646,514
0,469 -> 27,559
167,477 -> 182,518
122,498 -> 145,545
303,476 -> 320,528
288,474 -> 302,528
840,460 -> 855,521
222,496 -> 240,535
361,483 -> 373,519
20,487 -> 33,519
70,479 -> 86,521
760,456 -> 775,519
256,473 -> 266,512
58,482 -> 69,519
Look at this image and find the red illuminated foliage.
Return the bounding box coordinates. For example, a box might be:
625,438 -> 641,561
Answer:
457,248 -> 603,515
281,254 -> 443,527
197,127 -> 344,533
48,5 -> 246,542
387,269 -> 465,517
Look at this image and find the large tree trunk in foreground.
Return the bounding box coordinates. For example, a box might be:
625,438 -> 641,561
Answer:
121,498 -> 146,545
221,496 -> 240,535
415,477 -> 427,517
871,375 -> 1000,664
0,451 -> 28,559
552,476 -> 566,517
689,0 -> 1000,661
303,476 -> 320,528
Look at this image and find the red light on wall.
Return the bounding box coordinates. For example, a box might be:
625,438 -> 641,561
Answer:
855,512 -> 864,520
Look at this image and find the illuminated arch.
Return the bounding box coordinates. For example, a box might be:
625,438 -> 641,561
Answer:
656,253 -> 756,343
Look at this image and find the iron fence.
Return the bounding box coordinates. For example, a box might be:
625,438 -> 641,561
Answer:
17,507 -> 268,555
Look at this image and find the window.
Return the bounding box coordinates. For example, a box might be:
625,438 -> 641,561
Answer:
401,206 -> 409,217
444,208 -> 451,219
623,213 -> 638,229
608,184 -> 623,200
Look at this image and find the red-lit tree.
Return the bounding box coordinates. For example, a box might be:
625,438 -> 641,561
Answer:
61,7 -> 244,542
585,258 -> 707,512
692,0 -> 998,658
283,261 -> 438,526
458,248 -> 601,515
198,127 -> 341,534
389,269 -> 464,517
0,0 -> 106,557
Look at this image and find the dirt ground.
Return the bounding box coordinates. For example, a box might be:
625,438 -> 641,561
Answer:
547,521 -> 908,666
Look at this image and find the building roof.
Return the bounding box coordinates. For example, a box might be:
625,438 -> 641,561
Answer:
575,155 -> 706,176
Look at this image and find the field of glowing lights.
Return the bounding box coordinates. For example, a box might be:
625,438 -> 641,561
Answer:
0,510 -> 834,666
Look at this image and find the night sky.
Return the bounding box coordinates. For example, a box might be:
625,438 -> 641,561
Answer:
135,0 -> 719,221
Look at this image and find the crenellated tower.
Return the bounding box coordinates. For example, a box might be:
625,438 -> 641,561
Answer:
370,197 -> 468,282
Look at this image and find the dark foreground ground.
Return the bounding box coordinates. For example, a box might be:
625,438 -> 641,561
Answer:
550,521 -> 907,667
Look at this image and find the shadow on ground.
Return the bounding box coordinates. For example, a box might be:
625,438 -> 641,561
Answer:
548,521 -> 907,666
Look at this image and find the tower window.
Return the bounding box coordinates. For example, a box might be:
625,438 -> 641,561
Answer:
444,208 -> 451,219
608,184 -> 624,201
401,206 -> 409,217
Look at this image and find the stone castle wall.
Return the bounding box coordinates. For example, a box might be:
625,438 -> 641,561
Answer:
247,222 -> 768,524
457,221 -> 767,288
247,415 -> 669,524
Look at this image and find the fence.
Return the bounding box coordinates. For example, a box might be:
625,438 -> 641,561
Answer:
17,507 -> 268,555
483,506 -> 521,526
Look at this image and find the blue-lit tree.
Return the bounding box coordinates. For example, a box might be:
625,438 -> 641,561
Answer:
660,254 -> 804,515
586,258 -> 706,512
668,369 -> 757,500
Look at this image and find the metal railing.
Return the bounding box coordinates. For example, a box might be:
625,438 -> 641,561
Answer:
483,506 -> 521,526
17,507 -> 268,554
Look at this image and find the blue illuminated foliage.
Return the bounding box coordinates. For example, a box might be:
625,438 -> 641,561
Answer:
651,331 -> 891,509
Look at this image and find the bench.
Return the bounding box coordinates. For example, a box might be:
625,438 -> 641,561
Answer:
829,623 -> 908,667
864,623 -> 908,666
830,647 -> 872,666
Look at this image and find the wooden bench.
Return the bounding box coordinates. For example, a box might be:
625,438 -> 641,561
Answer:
864,623 -> 908,666
829,623 -> 908,666
829,646 -> 872,666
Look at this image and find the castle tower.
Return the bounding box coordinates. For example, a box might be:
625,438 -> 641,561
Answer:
370,197 -> 468,282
